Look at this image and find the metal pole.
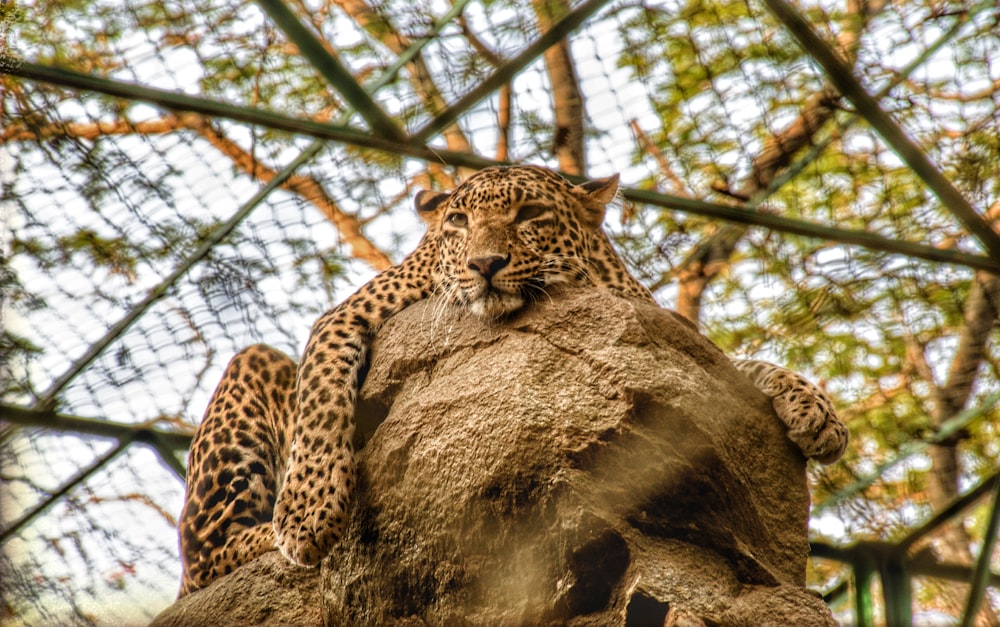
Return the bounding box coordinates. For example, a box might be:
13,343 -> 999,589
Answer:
254,0 -> 404,140
855,558 -> 875,627
960,477 -> 1000,626
880,551 -> 912,627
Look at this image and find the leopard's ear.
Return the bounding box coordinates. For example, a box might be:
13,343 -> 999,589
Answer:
576,173 -> 620,228
414,190 -> 450,224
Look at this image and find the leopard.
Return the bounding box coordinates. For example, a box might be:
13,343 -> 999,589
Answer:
177,165 -> 848,596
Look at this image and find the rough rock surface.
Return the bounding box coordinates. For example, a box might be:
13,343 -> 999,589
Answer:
150,550 -> 321,626
153,289 -> 834,626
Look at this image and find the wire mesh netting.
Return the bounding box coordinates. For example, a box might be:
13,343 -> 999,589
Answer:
2,0 -> 999,624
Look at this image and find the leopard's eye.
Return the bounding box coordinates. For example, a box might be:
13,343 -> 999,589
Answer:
515,203 -> 547,222
446,212 -> 468,228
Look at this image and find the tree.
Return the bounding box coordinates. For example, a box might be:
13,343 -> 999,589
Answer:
1,0 -> 998,623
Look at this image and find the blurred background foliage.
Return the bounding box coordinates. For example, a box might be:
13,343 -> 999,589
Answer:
1,0 -> 998,624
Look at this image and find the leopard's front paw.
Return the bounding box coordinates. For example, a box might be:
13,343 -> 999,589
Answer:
735,359 -> 848,464
772,389 -> 848,464
272,463 -> 353,566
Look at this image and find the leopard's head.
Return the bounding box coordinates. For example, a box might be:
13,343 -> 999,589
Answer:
415,165 -> 619,319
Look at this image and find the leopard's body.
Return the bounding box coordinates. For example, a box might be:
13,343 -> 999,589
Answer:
178,165 -> 848,596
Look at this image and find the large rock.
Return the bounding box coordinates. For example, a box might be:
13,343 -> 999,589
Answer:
154,289 -> 834,626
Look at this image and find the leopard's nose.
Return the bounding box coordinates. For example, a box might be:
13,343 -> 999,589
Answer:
468,254 -> 510,279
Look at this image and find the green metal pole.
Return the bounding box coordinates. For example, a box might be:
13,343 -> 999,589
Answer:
960,476 -> 1000,627
880,551 -> 912,627
854,559 -> 875,627
812,540 -> 1000,586
4,59 -> 411,153
254,0 -> 404,141
623,187 -> 1000,274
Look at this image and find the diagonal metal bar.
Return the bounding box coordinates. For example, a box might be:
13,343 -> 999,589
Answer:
8,61 -> 1000,275
961,475 -> 1000,627
411,0 -> 612,143
32,140 -> 327,410
0,436 -> 134,544
2,59 -> 499,168
0,404 -> 194,450
5,59 -> 409,152
898,471 -> 999,551
255,0 -> 404,141
761,0 -> 1000,261
623,187 -> 1000,274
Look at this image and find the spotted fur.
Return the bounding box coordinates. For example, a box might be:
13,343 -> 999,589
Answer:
177,165 -> 848,596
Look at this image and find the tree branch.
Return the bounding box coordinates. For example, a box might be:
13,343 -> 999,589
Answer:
181,113 -> 392,269
458,16 -> 512,164
532,0 -> 586,175
629,118 -> 691,196
673,88 -> 840,324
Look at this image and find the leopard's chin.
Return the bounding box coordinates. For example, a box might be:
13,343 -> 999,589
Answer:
468,289 -> 525,320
